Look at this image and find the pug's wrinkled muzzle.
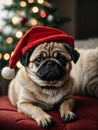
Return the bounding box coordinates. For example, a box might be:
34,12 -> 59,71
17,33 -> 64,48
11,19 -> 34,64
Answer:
36,61 -> 65,81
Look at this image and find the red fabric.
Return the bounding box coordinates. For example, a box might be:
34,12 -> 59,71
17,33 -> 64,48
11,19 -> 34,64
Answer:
0,96 -> 98,130
9,26 -> 74,68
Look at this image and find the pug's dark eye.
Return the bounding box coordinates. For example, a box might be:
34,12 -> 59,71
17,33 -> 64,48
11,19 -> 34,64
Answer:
34,56 -> 44,66
57,54 -> 68,66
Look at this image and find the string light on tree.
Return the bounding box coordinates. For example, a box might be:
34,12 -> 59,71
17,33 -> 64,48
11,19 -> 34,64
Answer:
17,61 -> 22,68
12,16 -> 19,25
28,0 -> 34,3
0,53 -> 3,60
37,0 -> 44,4
32,6 -> 39,13
28,18 -> 38,26
3,53 -> 10,60
16,31 -> 23,38
11,51 -> 14,57
19,1 -> 27,7
8,0 -> 13,6
6,37 -> 13,44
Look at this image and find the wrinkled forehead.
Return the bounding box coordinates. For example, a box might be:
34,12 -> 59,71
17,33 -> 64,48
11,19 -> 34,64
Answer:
30,42 -> 70,60
33,42 -> 68,53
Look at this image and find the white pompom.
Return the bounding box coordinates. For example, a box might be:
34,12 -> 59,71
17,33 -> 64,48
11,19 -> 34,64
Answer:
1,67 -> 15,80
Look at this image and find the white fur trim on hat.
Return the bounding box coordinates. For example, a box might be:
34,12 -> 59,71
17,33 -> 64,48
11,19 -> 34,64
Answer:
1,67 -> 15,80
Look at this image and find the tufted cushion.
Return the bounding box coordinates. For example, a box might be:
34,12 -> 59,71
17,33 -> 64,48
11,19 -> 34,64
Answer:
0,96 -> 98,130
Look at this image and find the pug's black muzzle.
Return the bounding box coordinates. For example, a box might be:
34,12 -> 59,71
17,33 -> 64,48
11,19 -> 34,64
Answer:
36,61 -> 65,81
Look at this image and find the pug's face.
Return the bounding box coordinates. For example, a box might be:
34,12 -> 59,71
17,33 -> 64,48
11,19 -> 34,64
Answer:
21,42 -> 79,88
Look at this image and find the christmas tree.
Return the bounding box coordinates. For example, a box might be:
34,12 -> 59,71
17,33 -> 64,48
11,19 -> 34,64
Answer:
0,0 -> 71,70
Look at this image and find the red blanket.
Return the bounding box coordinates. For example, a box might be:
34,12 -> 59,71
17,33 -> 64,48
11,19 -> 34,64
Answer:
0,96 -> 98,130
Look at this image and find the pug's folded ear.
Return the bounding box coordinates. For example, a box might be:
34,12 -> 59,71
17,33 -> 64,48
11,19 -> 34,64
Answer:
20,48 -> 34,66
65,44 -> 80,63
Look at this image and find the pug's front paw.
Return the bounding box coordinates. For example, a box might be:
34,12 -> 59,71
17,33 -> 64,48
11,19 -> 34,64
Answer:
36,114 -> 54,128
61,111 -> 77,123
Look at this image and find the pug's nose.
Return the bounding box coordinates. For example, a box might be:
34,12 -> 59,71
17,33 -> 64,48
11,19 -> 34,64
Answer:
47,61 -> 55,66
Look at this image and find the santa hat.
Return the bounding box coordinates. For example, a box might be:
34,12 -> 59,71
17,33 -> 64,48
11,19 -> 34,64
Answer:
1,26 -> 74,79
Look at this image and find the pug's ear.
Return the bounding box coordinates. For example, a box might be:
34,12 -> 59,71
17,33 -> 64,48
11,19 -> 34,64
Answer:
20,48 -> 34,66
64,44 -> 80,63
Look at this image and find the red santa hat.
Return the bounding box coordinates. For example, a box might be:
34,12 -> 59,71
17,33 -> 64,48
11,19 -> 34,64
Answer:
1,26 -> 74,79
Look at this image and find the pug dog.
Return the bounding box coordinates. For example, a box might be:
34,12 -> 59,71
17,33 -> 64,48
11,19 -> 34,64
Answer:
71,47 -> 98,98
8,42 -> 79,128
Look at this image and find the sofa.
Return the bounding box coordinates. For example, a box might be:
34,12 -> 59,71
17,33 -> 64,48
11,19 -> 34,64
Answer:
0,95 -> 98,130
